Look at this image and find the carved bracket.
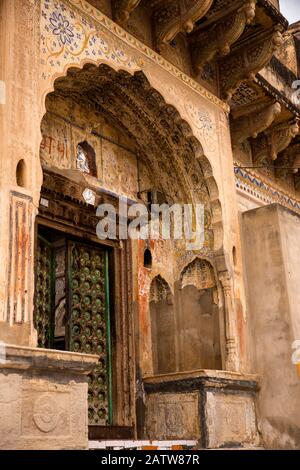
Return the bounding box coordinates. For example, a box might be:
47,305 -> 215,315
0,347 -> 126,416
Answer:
154,0 -> 213,48
192,0 -> 257,74
295,173 -> 300,191
220,26 -> 284,101
276,141 -> 300,180
291,146 -> 300,174
113,0 -> 142,25
231,101 -> 281,147
252,120 -> 300,165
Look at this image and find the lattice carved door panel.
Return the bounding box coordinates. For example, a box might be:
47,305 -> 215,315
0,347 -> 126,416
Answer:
35,233 -> 112,426
67,241 -> 112,425
35,236 -> 54,349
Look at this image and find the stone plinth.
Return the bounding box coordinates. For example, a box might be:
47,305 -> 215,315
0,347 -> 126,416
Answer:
143,370 -> 260,448
0,344 -> 99,450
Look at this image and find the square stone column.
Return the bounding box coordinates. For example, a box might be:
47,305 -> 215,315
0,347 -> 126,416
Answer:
0,0 -> 43,346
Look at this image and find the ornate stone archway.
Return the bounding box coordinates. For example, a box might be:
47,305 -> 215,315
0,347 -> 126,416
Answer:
0,0 -> 242,375
42,62 -> 239,373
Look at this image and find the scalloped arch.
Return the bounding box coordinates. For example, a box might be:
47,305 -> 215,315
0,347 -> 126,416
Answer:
41,62 -> 225,258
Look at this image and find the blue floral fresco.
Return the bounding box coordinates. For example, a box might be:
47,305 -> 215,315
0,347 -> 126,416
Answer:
49,11 -> 75,45
40,0 -> 140,82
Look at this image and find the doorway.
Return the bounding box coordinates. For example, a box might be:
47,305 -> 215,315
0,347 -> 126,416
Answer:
34,225 -> 112,426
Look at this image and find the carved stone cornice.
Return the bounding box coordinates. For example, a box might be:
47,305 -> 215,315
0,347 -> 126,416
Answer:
219,26 -> 284,101
113,0 -> 141,25
231,101 -> 281,147
192,1 -> 257,74
154,0 -> 213,48
256,74 -> 300,120
252,120 -> 300,165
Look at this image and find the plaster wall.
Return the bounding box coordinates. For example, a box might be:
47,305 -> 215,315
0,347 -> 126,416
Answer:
242,204 -> 300,448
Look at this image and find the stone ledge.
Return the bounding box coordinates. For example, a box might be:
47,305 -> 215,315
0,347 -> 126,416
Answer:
0,343 -> 99,374
143,369 -> 260,392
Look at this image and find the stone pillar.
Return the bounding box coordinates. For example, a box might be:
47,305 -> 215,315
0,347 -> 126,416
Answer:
219,272 -> 240,372
0,0 -> 43,346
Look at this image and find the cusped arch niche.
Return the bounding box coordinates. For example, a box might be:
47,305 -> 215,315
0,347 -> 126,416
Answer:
178,258 -> 222,371
149,276 -> 175,375
41,63 -> 224,255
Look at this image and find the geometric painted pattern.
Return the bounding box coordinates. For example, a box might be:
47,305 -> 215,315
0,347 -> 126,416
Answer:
235,167 -> 300,215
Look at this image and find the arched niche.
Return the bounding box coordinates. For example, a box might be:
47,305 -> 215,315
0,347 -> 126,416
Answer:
76,141 -> 97,177
177,258 -> 222,371
149,275 -> 176,375
16,159 -> 27,188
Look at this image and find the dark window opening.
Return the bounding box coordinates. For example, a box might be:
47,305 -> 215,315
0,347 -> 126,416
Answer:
144,248 -> 152,269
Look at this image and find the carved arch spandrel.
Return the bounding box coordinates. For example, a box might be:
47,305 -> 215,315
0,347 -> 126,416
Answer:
40,0 -> 228,112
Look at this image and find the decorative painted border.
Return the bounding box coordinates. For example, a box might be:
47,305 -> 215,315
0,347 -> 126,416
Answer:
7,191 -> 34,324
235,166 -> 300,214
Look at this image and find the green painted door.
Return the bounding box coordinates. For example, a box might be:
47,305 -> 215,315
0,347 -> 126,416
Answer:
67,240 -> 112,425
35,235 -> 55,349
35,233 -> 112,426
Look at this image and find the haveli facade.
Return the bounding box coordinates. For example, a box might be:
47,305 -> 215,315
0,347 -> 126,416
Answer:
0,0 -> 300,449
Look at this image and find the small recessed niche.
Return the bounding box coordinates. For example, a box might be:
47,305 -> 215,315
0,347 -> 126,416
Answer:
76,141 -> 97,177
16,159 -> 27,188
144,248 -> 152,269
232,246 -> 237,266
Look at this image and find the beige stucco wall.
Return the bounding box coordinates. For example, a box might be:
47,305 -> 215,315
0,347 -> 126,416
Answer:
280,209 -> 300,339
242,204 -> 300,449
